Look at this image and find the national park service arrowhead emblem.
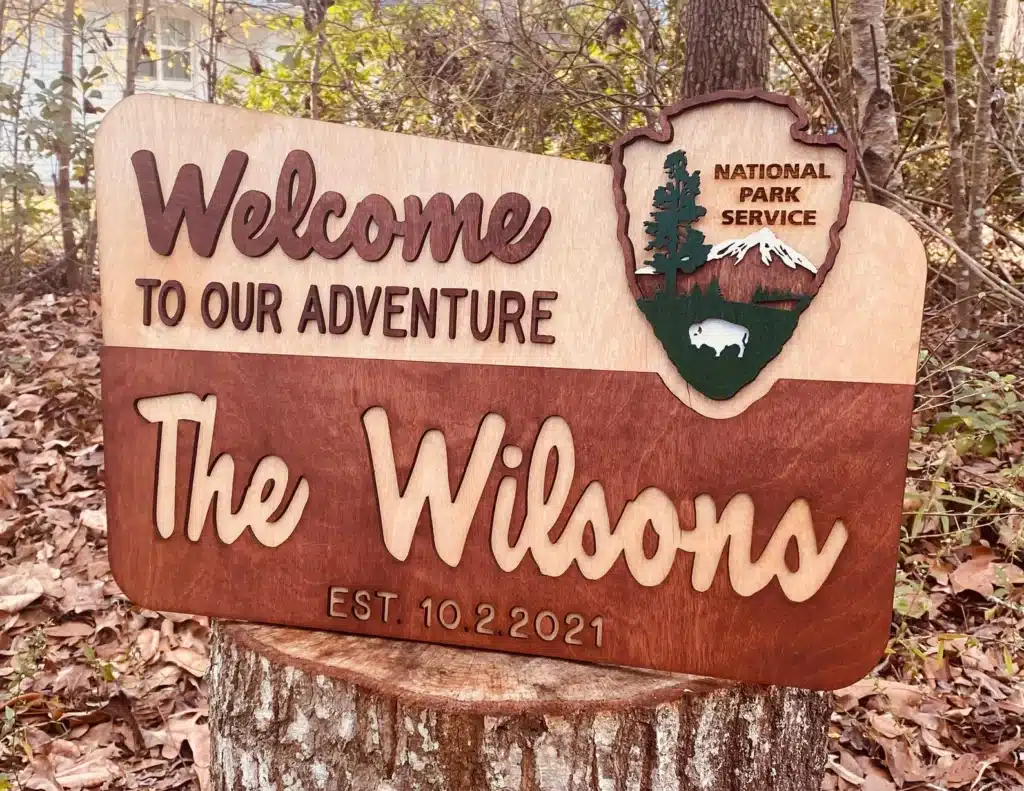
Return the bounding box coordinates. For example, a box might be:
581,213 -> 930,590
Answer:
612,91 -> 856,401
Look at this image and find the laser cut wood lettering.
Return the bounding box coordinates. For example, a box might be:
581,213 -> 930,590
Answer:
130,149 -> 552,263
364,406 -> 847,598
98,90 -> 927,689
137,393 -> 309,547
142,396 -> 846,601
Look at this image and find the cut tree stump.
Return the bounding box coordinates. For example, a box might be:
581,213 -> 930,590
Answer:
209,621 -> 832,790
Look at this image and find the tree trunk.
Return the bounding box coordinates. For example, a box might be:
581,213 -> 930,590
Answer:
7,13 -> 33,280
680,0 -> 768,98
56,0 -> 79,290
629,0 -> 660,121
206,0 -> 218,102
125,0 -> 137,96
309,32 -> 323,119
207,13 -> 836,790
850,0 -> 902,198
125,0 -> 150,97
209,622 -> 832,791
940,0 -> 973,351
299,0 -> 327,119
961,0 -> 1008,357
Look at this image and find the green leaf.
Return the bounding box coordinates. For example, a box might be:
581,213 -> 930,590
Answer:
893,582 -> 930,618
954,435 -> 975,456
932,414 -> 964,434
976,433 -> 998,457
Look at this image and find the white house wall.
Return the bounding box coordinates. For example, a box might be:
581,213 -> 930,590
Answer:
0,0 -> 295,183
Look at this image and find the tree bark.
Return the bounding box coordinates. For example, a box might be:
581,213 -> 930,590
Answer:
205,0 -> 219,102
56,0 -> 79,290
125,0 -> 137,96
309,32 -> 324,119
299,0 -> 327,119
680,0 -> 768,98
628,0 -> 660,121
961,0 -> 1008,356
208,12 -> 835,790
209,623 -> 832,791
940,0 -> 973,349
850,0 -> 902,198
124,0 -> 150,98
7,12 -> 34,280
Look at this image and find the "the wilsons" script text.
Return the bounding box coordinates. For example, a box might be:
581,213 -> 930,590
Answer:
136,392 -> 848,602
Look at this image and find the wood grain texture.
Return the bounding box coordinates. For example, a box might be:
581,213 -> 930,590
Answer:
103,348 -> 913,690
209,621 -> 833,791
218,622 -> 718,714
96,96 -> 924,419
98,93 -> 925,693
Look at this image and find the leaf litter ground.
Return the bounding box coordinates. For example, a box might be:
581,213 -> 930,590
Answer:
0,292 -> 1020,790
1,294 -> 208,790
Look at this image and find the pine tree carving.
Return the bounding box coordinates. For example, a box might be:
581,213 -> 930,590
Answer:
643,150 -> 712,297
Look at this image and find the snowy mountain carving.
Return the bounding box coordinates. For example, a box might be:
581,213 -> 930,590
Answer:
707,228 -> 817,273
635,228 -> 816,275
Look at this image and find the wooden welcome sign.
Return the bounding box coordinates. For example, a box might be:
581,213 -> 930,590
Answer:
97,91 -> 925,690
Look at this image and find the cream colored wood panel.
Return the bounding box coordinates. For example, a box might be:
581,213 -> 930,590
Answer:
97,95 -> 924,419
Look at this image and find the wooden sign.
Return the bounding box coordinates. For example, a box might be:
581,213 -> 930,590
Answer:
97,90 -> 925,690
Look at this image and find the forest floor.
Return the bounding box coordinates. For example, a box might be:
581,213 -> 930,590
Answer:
0,291 -> 1021,790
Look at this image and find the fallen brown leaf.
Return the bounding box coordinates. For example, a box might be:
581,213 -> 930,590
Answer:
0,572 -> 44,613
950,553 -> 1024,596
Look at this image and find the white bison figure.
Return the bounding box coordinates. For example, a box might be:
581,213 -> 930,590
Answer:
688,319 -> 749,358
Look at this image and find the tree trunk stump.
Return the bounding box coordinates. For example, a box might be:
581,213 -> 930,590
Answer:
209,622 -> 832,791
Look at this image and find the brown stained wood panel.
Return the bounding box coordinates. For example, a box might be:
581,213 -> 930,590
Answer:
681,255 -> 815,306
102,346 -> 911,690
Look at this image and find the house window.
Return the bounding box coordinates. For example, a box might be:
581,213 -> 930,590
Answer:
136,16 -> 193,82
137,41 -> 156,79
160,18 -> 192,80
